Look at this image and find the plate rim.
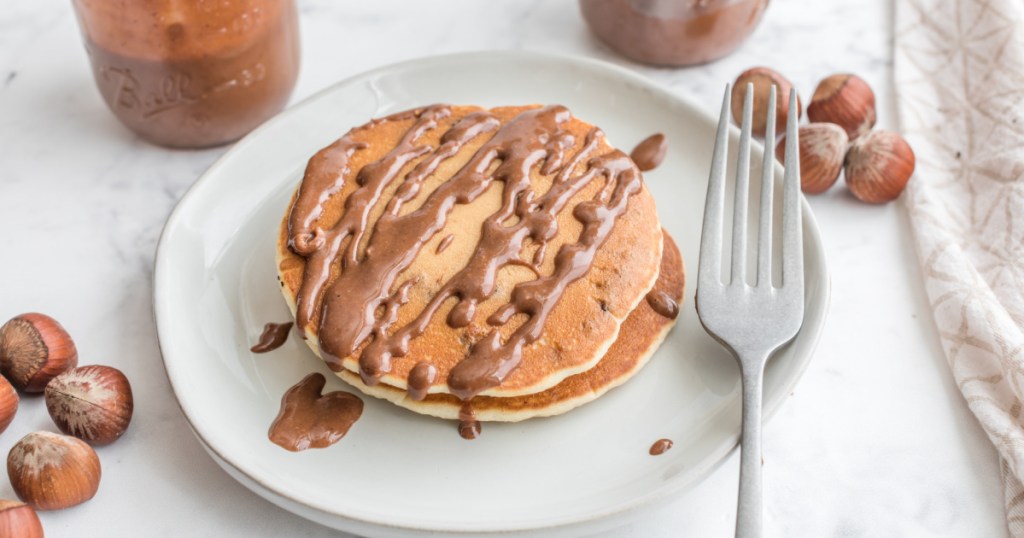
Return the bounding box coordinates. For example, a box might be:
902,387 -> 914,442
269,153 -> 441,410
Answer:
153,49 -> 831,535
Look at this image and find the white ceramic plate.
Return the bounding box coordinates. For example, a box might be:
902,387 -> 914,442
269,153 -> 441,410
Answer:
154,51 -> 828,537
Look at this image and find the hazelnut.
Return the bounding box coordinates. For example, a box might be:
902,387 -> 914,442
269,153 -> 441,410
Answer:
844,130 -> 916,203
0,499 -> 43,538
732,67 -> 802,137
0,375 -> 18,435
0,313 -> 78,392
8,431 -> 101,511
807,74 -> 877,139
776,123 -> 849,194
45,365 -> 133,446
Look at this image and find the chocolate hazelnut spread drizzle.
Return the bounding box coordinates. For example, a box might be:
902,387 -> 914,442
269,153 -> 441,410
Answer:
268,373 -> 363,451
288,106 -> 500,349
646,290 -> 679,320
458,402 -> 481,440
251,321 -> 293,353
287,105 -> 645,430
630,133 -> 668,172
406,361 -> 438,402
649,438 -> 673,456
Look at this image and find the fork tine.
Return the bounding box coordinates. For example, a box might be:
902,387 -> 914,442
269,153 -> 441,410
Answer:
730,83 -> 754,285
756,86 -> 777,287
698,84 -> 732,288
781,88 -> 804,289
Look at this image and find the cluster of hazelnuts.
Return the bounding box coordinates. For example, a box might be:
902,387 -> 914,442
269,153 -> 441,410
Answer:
0,313 -> 134,536
732,67 -> 916,204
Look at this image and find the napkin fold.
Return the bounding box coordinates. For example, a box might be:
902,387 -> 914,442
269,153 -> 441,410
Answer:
895,0 -> 1024,534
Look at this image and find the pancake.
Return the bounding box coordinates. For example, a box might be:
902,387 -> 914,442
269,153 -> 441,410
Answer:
335,232 -> 684,422
276,104 -> 663,400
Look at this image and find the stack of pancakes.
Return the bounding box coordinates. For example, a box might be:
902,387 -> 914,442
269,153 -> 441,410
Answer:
276,104 -> 683,425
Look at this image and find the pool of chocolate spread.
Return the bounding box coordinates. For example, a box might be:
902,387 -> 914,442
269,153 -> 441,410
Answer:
72,0 -> 300,147
268,373 -> 364,451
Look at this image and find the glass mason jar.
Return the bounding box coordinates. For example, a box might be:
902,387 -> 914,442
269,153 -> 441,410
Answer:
579,0 -> 769,67
71,0 -> 301,148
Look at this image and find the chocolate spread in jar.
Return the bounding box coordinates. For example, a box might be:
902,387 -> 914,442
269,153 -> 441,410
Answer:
251,322 -> 294,353
72,0 -> 300,148
269,373 -> 364,451
579,0 -> 769,66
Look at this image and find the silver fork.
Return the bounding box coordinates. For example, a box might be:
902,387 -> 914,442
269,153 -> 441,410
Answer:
695,84 -> 805,538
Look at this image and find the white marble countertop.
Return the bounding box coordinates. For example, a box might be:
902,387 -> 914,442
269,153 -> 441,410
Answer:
0,0 -> 1008,536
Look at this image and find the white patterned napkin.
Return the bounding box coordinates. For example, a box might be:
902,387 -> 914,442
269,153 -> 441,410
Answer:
895,0 -> 1024,534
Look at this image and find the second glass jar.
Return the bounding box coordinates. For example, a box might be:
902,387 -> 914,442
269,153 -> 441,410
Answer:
579,0 -> 769,67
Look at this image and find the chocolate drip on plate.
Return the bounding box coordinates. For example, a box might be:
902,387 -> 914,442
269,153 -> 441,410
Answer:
649,438 -> 673,455
268,373 -> 363,451
630,133 -> 667,172
458,402 -> 481,440
251,322 -> 294,353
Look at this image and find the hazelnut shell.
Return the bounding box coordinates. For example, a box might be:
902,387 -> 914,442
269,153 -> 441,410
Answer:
732,67 -> 802,137
0,375 -> 17,435
844,130 -> 916,203
45,365 -> 134,446
0,499 -> 43,538
807,74 -> 877,139
776,123 -> 850,194
8,431 -> 101,511
0,313 -> 78,393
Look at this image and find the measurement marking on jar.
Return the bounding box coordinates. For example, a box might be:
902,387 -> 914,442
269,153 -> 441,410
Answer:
210,63 -> 268,94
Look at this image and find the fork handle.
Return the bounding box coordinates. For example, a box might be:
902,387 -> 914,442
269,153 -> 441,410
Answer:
736,361 -> 765,538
